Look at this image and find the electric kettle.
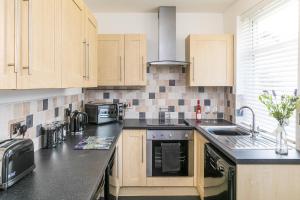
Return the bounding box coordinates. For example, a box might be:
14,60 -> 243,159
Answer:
70,110 -> 88,134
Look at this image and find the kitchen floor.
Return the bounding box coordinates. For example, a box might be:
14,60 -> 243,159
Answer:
119,196 -> 200,200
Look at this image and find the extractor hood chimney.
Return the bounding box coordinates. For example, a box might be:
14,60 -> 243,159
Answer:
148,6 -> 189,66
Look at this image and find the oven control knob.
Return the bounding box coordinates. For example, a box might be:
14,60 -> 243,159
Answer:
169,133 -> 173,138
152,135 -> 155,139
185,133 -> 189,138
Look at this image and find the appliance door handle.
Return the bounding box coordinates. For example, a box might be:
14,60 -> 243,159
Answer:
228,167 -> 236,200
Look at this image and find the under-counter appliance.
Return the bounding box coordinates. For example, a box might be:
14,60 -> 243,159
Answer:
204,144 -> 236,200
92,174 -> 105,200
0,139 -> 35,190
146,125 -> 194,177
92,150 -> 116,200
85,102 -> 123,125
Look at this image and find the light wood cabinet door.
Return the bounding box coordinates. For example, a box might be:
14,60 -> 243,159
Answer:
97,34 -> 124,86
122,129 -> 146,186
186,35 -> 233,86
124,34 -> 147,86
17,0 -> 61,89
194,131 -> 208,199
83,8 -> 97,87
0,0 -> 17,89
237,165 -> 300,200
61,0 -> 85,88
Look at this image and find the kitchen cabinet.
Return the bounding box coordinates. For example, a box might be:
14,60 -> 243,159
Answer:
194,131 -> 208,199
83,7 -> 98,87
97,34 -> 124,86
122,129 -> 146,186
1,0 -> 97,89
97,34 -> 147,86
236,165 -> 300,200
17,0 -> 61,89
124,34 -> 147,86
0,0 -> 17,89
61,0 -> 85,88
186,34 -> 234,86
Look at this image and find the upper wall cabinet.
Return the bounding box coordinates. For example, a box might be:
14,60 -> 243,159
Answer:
97,34 -> 125,86
61,0 -> 85,88
186,34 -> 234,87
0,0 -> 17,89
124,34 -> 147,86
83,7 -> 98,88
97,34 -> 147,87
0,0 -> 98,89
17,0 -> 61,89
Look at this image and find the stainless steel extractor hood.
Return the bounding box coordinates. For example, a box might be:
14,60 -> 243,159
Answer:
148,6 -> 189,66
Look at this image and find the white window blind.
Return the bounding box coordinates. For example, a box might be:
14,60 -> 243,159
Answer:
237,0 -> 299,142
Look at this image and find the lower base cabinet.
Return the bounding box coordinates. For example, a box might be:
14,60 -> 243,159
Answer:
194,131 -> 208,199
236,165 -> 300,200
122,129 -> 146,186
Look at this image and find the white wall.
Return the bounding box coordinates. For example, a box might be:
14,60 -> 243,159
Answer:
94,12 -> 224,61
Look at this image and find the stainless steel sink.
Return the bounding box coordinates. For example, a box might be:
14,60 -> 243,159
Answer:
205,126 -> 251,136
201,125 -> 276,150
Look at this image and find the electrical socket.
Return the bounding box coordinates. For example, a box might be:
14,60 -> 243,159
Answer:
10,120 -> 26,138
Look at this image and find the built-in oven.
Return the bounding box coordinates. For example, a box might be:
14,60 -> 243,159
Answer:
146,130 -> 194,177
93,149 -> 116,200
204,144 -> 236,200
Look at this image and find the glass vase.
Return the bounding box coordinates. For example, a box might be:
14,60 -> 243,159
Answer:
274,122 -> 288,155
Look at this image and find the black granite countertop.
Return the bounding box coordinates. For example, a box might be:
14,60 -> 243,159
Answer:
1,119 -> 300,200
0,123 -> 123,200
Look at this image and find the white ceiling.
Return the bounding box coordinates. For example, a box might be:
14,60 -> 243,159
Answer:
84,0 -> 237,13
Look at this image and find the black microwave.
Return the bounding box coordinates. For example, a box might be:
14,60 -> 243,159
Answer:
85,103 -> 123,125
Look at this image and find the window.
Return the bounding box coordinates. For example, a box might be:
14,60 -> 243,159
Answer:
237,0 -> 299,142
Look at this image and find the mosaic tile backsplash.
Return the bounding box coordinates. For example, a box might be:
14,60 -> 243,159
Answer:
85,66 -> 235,121
0,93 -> 84,150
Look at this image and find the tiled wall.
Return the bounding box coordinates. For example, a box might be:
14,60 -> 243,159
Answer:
224,87 -> 236,122
0,93 -> 84,150
85,66 -> 235,120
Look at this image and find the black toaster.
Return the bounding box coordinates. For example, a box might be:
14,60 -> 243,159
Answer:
0,139 -> 35,190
